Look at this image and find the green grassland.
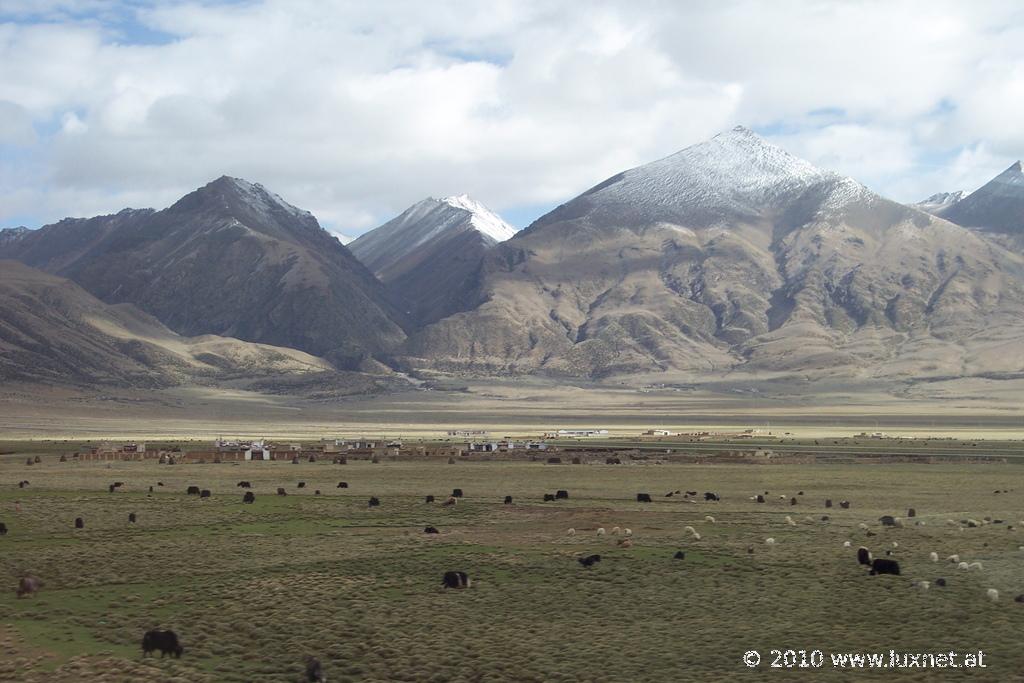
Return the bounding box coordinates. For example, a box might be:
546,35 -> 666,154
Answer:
1,453 -> 1023,682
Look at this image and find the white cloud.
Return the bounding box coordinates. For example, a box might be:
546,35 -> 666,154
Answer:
0,0 -> 1022,234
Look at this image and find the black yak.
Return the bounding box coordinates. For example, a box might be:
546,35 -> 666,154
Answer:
504,496 -> 513,504
673,551 -> 686,560
442,571 -> 470,588
869,558 -> 901,576
128,513 -> 137,523
74,517 -> 84,529
935,578 -> 947,587
578,554 -> 601,568
839,500 -> 850,509
0,522 -> 7,535
142,629 -> 183,658
243,491 -> 255,504
424,526 -> 440,534
425,495 -> 435,503
556,490 -> 569,499
543,493 -> 556,502
790,497 -> 797,506
200,490 -> 211,499
452,488 -> 464,498
186,486 -> 200,495
756,495 -> 765,503
704,492 -> 720,501
337,482 -> 348,488
237,481 -> 251,488
857,547 -> 872,566
16,575 -> 41,598
368,496 -> 380,507
880,515 -> 897,527
277,488 -> 287,496
637,493 -> 652,503
825,499 -> 833,508
297,482 -> 306,488
304,655 -> 325,682
907,508 -> 916,518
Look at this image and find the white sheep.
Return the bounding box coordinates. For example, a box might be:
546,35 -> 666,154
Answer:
765,537 -> 776,545
858,523 -> 869,531
945,519 -> 957,526
958,561 -> 969,570
683,526 -> 696,535
987,588 -> 999,602
916,581 -> 930,591
843,541 -> 852,548
968,561 -> 983,571
611,526 -> 620,535
929,552 -> 938,562
947,554 -> 960,563
623,528 -> 633,536
596,527 -> 606,536
692,532 -> 701,540
704,516 -> 715,524
785,515 -> 796,526
567,528 -> 576,536
891,541 -> 898,548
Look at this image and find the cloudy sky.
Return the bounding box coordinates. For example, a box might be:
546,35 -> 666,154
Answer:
1,0 -> 1022,240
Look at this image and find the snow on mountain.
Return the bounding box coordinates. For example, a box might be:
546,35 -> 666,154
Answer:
349,194 -> 516,276
531,126 -> 870,234
915,190 -> 969,217
942,161 -> 1024,235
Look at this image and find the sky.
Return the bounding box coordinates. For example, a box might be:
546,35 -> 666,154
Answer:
1,0 -> 1023,241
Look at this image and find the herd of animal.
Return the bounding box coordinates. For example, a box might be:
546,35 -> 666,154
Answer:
5,470 -> 1023,680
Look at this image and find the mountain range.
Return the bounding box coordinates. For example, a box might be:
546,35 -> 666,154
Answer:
2,127 -> 1022,391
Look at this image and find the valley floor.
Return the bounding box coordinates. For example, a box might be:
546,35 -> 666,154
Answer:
1,375 -> 1024,440
1,454 -> 1023,681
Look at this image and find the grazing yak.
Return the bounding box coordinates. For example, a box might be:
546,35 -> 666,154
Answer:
673,551 -> 686,560
857,547 -> 872,566
452,488 -> 464,498
756,495 -> 765,503
297,482 -> 306,489
142,629 -> 183,658
16,576 -> 42,598
543,494 -> 556,502
704,492 -> 720,501
555,490 -> 569,500
74,517 -> 84,529
304,655 -> 326,683
337,482 -> 349,488
578,554 -> 601,568
0,522 -> 7,535
108,484 -> 117,493
237,481 -> 251,488
243,492 -> 256,504
442,571 -> 470,588
825,499 -> 833,508
128,513 -> 137,523
277,488 -> 287,496
839,501 -> 851,509
186,486 -> 200,496
424,526 -> 440,534
869,558 -> 901,576
504,496 -> 513,505
442,496 -> 458,507
425,495 -> 435,503
368,497 -> 381,507
790,497 -> 798,506
200,490 -> 211,499
637,493 -> 653,503
880,515 -> 897,527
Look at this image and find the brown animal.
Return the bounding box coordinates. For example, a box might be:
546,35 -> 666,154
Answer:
441,496 -> 457,507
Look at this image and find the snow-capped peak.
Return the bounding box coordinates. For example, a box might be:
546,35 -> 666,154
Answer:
441,194 -> 518,242
585,125 -> 866,223
349,194 -> 517,274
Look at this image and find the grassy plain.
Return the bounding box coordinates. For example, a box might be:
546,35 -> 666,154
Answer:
1,452 -> 1023,681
